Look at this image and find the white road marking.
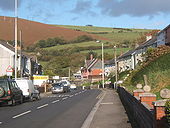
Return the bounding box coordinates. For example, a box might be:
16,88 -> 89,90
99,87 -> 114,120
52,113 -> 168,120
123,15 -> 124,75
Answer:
69,95 -> 73,97
37,104 -> 48,109
62,97 -> 68,100
52,100 -> 60,104
12,110 -> 31,119
0,122 -> 2,124
75,93 -> 78,96
100,102 -> 113,105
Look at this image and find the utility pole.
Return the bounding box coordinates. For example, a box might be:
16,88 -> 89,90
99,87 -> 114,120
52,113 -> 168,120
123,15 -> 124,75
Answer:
102,42 -> 104,88
69,67 -> 71,80
20,30 -> 22,78
14,0 -> 18,80
114,46 -> 118,89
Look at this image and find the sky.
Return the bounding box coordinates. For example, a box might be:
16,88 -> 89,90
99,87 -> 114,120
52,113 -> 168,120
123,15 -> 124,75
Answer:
0,0 -> 170,29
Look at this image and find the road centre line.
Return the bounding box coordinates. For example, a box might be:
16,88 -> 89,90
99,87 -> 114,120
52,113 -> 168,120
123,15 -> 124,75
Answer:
37,104 -> 48,109
52,100 -> 60,104
12,110 -> 31,119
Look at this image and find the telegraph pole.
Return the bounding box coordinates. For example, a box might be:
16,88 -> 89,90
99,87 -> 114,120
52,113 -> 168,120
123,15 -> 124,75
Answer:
114,46 -> 118,88
20,30 -> 22,78
102,42 -> 104,88
14,0 -> 18,80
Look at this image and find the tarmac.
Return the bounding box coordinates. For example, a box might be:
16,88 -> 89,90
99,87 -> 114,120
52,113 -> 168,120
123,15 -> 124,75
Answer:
83,88 -> 132,128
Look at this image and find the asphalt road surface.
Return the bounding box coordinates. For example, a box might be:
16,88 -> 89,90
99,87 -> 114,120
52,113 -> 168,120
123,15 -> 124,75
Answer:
0,89 -> 101,128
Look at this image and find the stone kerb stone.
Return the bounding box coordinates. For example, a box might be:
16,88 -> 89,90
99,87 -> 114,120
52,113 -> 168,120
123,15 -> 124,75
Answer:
160,88 -> 170,99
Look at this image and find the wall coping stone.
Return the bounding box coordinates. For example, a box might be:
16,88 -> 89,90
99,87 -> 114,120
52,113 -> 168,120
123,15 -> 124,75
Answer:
152,99 -> 169,107
139,93 -> 156,97
134,96 -> 140,100
142,102 -> 152,110
133,89 -> 144,93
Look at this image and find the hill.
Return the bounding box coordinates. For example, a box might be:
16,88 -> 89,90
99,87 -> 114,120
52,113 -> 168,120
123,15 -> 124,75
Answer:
0,16 -> 108,47
122,46 -> 170,99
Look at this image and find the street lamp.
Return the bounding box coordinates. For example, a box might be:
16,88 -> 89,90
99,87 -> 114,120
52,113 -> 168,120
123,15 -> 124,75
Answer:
114,46 -> 118,89
96,40 -> 104,88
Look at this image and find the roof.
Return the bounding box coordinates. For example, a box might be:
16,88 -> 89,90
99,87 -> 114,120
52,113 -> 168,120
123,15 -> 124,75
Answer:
0,40 -> 37,62
0,40 -> 15,52
118,49 -> 135,60
157,24 -> 170,36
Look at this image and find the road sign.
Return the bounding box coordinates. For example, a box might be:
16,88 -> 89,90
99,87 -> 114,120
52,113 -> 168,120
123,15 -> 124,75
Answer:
6,65 -> 13,76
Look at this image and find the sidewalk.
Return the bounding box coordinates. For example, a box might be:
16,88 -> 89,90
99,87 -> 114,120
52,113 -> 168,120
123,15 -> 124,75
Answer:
89,89 -> 132,128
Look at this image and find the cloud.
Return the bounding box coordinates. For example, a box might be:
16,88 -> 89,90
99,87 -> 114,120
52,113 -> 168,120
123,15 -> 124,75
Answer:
72,17 -> 79,21
71,0 -> 96,16
0,0 -> 22,11
98,0 -> 170,17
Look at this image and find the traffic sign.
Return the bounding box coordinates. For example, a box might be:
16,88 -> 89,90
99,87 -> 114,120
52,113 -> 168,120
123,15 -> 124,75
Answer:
6,65 -> 13,76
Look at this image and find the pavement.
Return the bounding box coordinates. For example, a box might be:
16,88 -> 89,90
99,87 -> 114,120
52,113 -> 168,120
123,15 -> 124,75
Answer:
86,89 -> 132,128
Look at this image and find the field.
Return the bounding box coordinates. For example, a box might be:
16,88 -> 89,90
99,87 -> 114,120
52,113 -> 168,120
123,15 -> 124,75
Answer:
55,25 -> 153,45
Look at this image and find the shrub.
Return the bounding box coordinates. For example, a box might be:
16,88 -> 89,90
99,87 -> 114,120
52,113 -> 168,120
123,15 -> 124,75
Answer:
165,100 -> 170,126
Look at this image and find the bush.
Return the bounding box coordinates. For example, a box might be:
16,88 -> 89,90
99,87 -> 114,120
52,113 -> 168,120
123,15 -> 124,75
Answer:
165,100 -> 170,126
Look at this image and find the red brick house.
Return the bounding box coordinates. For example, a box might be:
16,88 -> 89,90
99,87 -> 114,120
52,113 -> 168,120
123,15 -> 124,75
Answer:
81,55 -> 103,82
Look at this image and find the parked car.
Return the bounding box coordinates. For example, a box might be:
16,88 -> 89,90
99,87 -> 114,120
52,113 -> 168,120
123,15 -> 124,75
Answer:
70,84 -> 77,90
51,83 -> 69,94
0,79 -> 23,106
15,79 -> 40,101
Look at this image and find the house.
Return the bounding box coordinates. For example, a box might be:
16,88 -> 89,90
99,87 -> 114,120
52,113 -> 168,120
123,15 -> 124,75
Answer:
104,59 -> 115,77
81,55 -> 103,82
156,24 -> 170,46
0,40 -> 41,77
117,36 -> 157,73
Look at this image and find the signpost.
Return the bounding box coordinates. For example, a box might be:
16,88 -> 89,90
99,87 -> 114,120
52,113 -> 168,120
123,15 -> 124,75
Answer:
6,65 -> 13,77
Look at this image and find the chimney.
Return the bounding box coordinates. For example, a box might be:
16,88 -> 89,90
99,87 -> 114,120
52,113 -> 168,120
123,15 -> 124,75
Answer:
90,54 -> 93,60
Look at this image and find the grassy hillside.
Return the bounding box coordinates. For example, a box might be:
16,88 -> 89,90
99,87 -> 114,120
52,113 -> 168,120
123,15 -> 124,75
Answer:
55,25 -> 153,46
122,48 -> 170,99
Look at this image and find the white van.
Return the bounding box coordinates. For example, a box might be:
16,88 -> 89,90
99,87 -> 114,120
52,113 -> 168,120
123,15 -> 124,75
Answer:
15,79 -> 40,101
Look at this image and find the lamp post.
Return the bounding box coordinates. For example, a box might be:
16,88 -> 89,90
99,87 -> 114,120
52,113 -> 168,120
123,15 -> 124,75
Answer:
96,40 -> 104,88
114,46 -> 118,89
14,0 -> 18,80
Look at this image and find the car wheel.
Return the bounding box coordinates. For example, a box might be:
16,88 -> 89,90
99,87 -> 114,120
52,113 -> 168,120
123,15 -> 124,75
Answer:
10,98 -> 16,106
36,94 -> 41,100
19,95 -> 23,104
0,87 -> 5,97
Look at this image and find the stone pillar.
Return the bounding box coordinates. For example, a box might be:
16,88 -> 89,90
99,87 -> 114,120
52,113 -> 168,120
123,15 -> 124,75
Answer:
153,100 -> 168,128
133,89 -> 144,97
139,93 -> 156,108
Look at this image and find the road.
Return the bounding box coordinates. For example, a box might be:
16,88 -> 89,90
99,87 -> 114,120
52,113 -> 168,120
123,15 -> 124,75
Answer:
0,89 -> 101,128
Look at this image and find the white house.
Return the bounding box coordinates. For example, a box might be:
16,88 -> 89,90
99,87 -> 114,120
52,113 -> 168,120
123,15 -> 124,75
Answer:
0,40 -> 41,77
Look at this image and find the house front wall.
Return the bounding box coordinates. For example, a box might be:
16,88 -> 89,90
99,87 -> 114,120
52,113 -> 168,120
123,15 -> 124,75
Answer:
157,31 -> 166,46
165,27 -> 170,45
0,45 -> 14,76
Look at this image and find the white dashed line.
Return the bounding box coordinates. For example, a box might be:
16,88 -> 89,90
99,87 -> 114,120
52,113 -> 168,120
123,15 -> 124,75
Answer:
12,110 -> 31,119
37,104 -> 48,109
69,95 -> 73,97
0,122 -> 2,124
62,97 -> 68,100
52,100 -> 60,104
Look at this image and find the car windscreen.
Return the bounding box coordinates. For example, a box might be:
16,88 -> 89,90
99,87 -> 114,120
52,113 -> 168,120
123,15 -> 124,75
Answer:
53,83 -> 62,87
0,80 -> 8,91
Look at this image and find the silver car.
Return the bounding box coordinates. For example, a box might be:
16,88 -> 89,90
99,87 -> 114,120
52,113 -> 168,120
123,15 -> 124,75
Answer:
51,83 -> 69,94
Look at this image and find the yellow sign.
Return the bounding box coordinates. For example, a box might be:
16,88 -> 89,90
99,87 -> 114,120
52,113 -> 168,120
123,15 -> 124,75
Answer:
33,75 -> 49,80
